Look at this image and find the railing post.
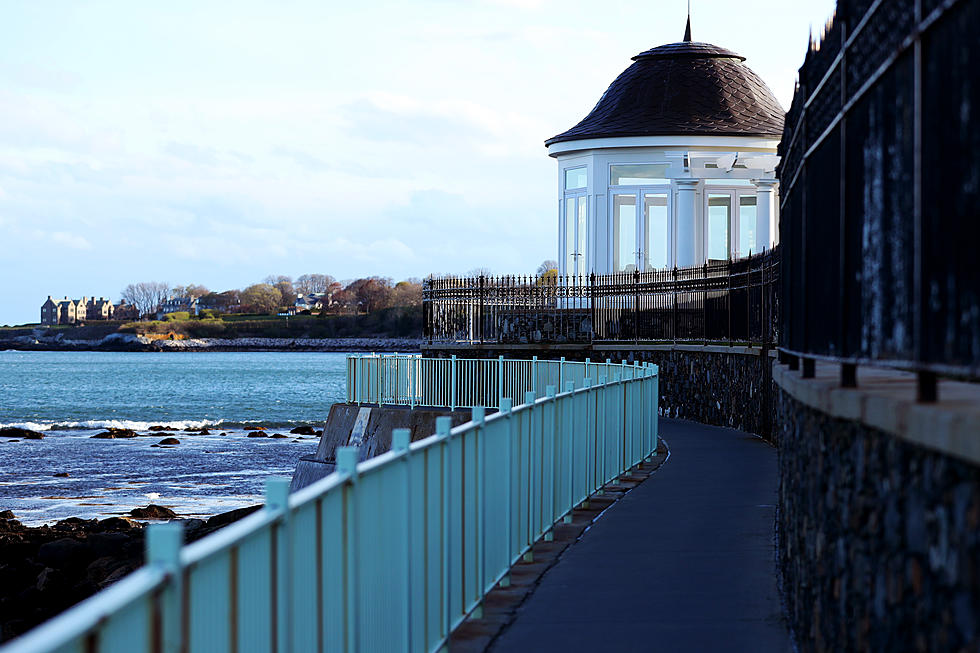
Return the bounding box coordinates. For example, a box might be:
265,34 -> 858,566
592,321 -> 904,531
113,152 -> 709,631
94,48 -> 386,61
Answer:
532,356 -> 538,396
499,398 -> 513,587
497,355 -> 504,407
564,381 -> 576,520
391,429 -> 413,648
434,417 -> 452,644
451,355 -> 457,411
523,390 -> 536,562
336,447 -> 359,653
145,522 -> 184,653
265,477 -> 293,653
545,385 -> 557,538
470,407 -> 486,616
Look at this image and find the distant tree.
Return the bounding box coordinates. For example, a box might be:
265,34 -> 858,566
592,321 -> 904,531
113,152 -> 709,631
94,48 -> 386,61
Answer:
185,284 -> 210,299
240,284 -> 283,314
391,280 -> 423,306
120,281 -> 170,318
327,288 -> 357,314
467,267 -> 492,278
200,290 -> 240,312
536,260 -> 559,276
346,277 -> 393,313
296,273 -> 335,295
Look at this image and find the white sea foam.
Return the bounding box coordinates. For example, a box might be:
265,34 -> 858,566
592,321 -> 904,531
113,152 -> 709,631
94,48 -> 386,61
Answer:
0,419 -> 224,432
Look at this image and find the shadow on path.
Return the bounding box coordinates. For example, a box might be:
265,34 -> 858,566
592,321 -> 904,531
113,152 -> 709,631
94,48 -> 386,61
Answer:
491,418 -> 793,652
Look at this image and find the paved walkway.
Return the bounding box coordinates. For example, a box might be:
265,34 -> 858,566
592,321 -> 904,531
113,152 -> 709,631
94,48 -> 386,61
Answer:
492,418 -> 793,652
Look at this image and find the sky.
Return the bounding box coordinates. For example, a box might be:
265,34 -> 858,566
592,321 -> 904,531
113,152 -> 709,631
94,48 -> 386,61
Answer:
0,0 -> 837,325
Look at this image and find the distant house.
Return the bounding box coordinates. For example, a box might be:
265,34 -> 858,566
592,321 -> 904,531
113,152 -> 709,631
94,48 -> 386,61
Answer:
157,296 -> 199,319
86,297 -> 113,320
41,295 -> 116,324
40,297 -> 59,325
41,296 -> 85,324
294,293 -> 324,311
113,300 -> 139,321
199,291 -> 241,314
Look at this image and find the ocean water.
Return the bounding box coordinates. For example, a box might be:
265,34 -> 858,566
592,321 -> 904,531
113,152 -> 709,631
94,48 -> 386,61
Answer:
0,351 -> 352,525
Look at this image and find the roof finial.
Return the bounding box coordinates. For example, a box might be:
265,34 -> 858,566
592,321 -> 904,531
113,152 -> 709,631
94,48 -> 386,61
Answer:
684,0 -> 692,42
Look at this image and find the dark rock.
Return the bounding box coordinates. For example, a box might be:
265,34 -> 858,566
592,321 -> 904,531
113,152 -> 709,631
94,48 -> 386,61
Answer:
157,437 -> 180,446
171,518 -> 206,536
290,425 -> 318,435
148,425 -> 175,432
130,505 -> 177,520
270,433 -> 288,439
150,444 -> 160,448
53,472 -> 70,478
91,428 -> 138,439
97,517 -> 133,531
182,427 -> 200,433
34,567 -> 64,593
87,533 -> 130,558
54,517 -> 95,532
5,439 -> 19,443
199,428 -> 210,435
0,519 -> 23,532
0,510 -> 14,520
205,505 -> 261,529
0,427 -> 43,439
37,538 -> 90,568
247,432 -> 267,438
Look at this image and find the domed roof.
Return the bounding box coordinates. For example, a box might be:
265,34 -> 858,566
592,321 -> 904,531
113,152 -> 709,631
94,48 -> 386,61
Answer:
546,32 -> 785,146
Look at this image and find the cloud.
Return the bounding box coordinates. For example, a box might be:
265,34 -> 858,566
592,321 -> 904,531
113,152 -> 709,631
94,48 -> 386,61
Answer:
49,231 -> 93,250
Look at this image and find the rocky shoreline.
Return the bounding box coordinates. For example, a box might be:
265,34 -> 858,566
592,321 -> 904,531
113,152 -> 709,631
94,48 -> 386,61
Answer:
0,332 -> 421,353
0,504 -> 262,643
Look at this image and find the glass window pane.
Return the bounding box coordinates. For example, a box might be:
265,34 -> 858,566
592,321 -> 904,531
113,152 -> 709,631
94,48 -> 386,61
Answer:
707,195 -> 731,261
644,194 -> 669,270
613,194 -> 637,272
576,196 -> 588,275
610,164 -> 669,186
703,179 -> 755,186
738,195 -> 757,258
564,167 -> 587,190
565,197 -> 576,274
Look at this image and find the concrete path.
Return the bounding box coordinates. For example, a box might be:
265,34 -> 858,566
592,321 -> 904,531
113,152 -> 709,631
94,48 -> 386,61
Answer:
491,418 -> 793,653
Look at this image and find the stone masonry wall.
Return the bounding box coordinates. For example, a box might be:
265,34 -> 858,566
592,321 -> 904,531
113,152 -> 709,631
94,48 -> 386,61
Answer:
431,345 -> 776,441
776,386 -> 980,652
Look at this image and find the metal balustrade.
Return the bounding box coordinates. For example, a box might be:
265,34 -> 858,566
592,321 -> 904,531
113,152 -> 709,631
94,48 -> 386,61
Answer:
346,353 -> 640,410
2,358 -> 659,653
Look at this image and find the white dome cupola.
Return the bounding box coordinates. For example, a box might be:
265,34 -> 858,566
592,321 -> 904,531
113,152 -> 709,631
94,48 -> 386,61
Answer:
547,21 -> 784,276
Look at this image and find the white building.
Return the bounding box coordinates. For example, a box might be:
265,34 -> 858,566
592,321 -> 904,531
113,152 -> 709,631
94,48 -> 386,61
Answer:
547,23 -> 784,276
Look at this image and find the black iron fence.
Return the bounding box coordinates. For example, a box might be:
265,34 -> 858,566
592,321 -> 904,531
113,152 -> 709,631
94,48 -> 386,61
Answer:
423,249 -> 779,347
778,0 -> 980,397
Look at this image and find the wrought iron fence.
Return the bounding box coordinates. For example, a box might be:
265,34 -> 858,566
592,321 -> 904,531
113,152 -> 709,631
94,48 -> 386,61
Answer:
777,0 -> 980,397
424,249 -> 779,346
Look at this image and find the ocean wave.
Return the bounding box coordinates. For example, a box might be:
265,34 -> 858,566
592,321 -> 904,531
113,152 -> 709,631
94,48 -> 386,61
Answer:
0,419 -> 221,432
0,418 -> 315,432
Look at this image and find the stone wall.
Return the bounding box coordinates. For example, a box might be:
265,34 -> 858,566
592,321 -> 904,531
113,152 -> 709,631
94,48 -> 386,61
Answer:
428,344 -> 776,441
776,373 -> 980,652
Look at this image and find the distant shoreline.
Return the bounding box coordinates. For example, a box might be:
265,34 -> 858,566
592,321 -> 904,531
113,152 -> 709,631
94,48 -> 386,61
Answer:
0,335 -> 422,353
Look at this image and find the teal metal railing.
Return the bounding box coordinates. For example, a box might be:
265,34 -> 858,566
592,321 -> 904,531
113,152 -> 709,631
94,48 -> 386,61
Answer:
346,353 -> 634,410
2,358 -> 659,653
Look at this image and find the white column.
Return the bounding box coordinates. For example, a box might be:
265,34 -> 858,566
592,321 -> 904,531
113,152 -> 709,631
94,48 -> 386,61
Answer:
675,178 -> 699,267
753,179 -> 778,251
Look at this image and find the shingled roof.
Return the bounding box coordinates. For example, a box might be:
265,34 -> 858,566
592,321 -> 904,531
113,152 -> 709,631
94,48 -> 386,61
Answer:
545,37 -> 785,146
